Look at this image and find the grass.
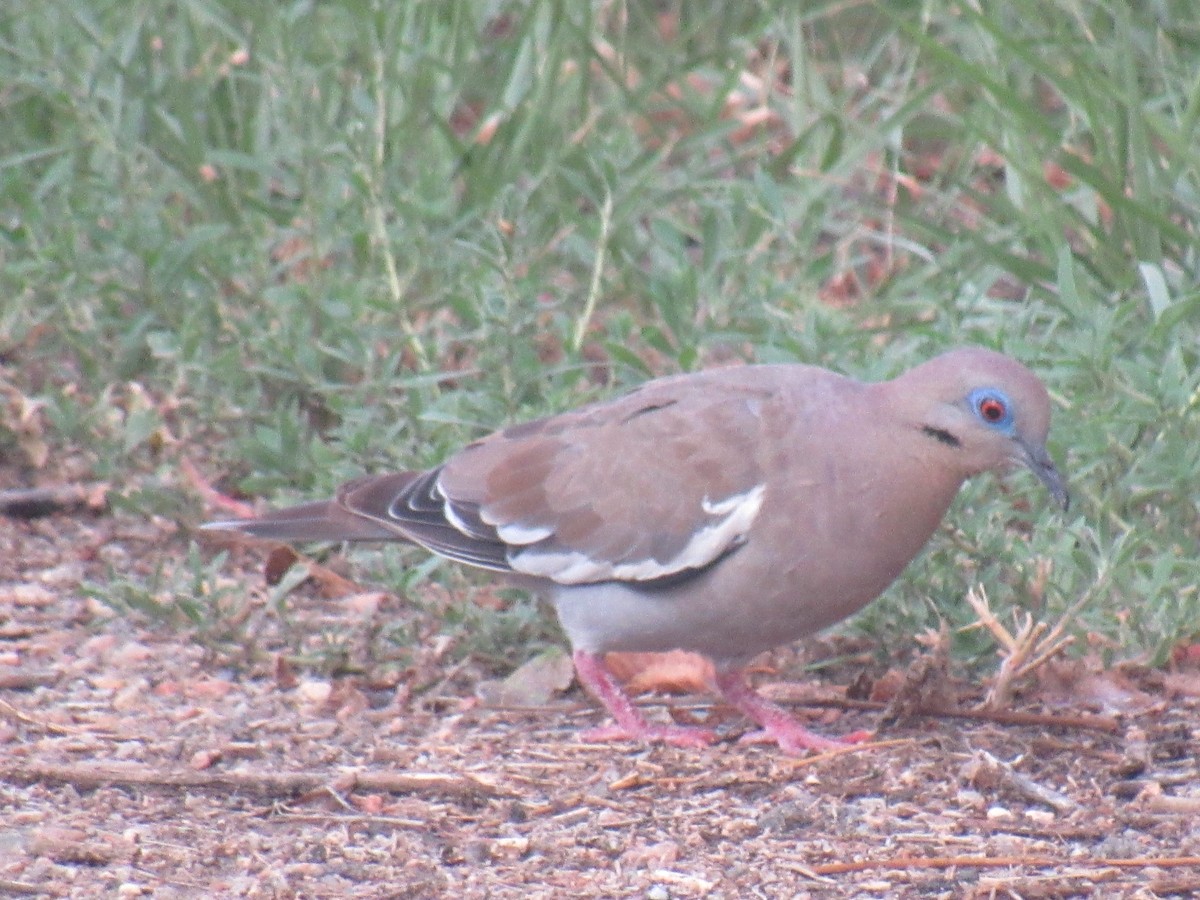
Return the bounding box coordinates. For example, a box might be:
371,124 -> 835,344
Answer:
2,0 -> 1197,671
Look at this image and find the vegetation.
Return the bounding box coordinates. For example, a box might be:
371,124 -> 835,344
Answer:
3,0 -> 1197,669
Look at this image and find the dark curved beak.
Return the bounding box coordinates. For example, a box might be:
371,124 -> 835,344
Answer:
1019,439 -> 1070,511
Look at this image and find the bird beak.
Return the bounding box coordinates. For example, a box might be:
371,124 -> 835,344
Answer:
1019,439 -> 1070,511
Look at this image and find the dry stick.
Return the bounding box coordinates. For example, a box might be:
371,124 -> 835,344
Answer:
808,855 -> 1200,877
0,483 -> 108,518
515,697 -> 1121,734
965,584 -> 1077,710
128,866 -> 213,893
270,812 -> 428,828
0,698 -> 104,737
180,456 -> 255,519
0,880 -> 44,897
0,671 -> 57,690
0,761 -> 510,800
799,697 -> 1121,733
786,737 -> 915,769
976,748 -> 1077,814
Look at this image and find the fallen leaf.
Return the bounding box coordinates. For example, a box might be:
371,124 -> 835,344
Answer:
304,559 -> 361,599
476,649 -> 575,707
340,591 -> 387,617
605,651 -> 714,695
264,546 -> 299,584
1035,660 -> 1157,713
0,383 -> 49,468
866,668 -> 906,703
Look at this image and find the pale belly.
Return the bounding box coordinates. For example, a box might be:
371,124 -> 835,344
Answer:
550,527 -> 929,663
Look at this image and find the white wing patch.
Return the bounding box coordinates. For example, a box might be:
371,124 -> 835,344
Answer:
494,521 -> 555,545
441,498 -> 480,537
438,480 -> 553,544
509,483 -> 765,585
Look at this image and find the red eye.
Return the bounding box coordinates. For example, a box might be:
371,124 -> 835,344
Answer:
979,397 -> 1007,422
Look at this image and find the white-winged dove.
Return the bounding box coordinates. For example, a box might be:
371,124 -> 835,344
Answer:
204,347 -> 1068,752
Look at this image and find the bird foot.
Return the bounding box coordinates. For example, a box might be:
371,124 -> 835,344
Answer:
714,667 -> 875,754
573,649 -> 718,749
738,725 -> 874,754
580,723 -> 718,749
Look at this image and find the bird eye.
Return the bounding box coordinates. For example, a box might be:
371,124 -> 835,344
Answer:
978,396 -> 1007,423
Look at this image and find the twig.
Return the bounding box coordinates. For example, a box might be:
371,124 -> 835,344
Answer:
785,737 -> 914,769
0,670 -> 57,690
181,457 -> 255,519
965,585 -> 1077,709
0,761 -> 511,800
974,749 -> 1078,814
572,188 -> 613,352
0,879 -> 46,896
0,698 -> 104,736
1147,794 -> 1200,815
775,861 -> 838,884
0,483 -> 108,519
268,811 -> 427,828
128,866 -> 212,892
800,696 -> 1121,733
504,695 -> 1121,734
807,854 -> 1200,876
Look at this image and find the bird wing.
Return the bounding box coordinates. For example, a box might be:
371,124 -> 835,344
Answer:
338,373 -> 774,585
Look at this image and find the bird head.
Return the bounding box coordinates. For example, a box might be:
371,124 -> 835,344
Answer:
889,347 -> 1069,510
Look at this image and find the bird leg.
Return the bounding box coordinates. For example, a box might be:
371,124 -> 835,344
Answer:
572,650 -> 717,749
714,667 -> 872,754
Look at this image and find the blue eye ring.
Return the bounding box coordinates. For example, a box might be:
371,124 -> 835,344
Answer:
968,388 -> 1014,431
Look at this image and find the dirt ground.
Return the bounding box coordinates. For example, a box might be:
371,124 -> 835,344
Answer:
2,508 -> 1199,899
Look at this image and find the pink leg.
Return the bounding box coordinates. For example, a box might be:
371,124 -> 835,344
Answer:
572,650 -> 717,749
714,667 -> 872,754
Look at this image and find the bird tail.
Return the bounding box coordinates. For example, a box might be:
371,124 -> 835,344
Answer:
201,500 -> 402,543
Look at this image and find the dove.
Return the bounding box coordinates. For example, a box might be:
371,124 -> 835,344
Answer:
204,347 -> 1067,752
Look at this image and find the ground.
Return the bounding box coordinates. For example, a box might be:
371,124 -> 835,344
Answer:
2,509 -> 1198,899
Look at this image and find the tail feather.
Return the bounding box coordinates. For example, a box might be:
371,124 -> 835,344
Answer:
202,500 -> 403,543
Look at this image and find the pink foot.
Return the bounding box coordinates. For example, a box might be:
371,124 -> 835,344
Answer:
572,650 -> 716,750
716,667 -> 870,755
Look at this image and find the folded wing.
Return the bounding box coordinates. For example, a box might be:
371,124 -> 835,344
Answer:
342,376 -> 773,586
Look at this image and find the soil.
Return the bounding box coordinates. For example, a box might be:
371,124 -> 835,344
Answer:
2,509 -> 1198,899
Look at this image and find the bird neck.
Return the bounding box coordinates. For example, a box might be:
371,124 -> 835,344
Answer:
853,382 -> 974,554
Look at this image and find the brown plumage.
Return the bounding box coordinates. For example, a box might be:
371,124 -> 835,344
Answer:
204,347 -> 1068,752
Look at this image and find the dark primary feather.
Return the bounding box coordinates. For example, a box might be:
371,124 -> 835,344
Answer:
337,470 -> 514,573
